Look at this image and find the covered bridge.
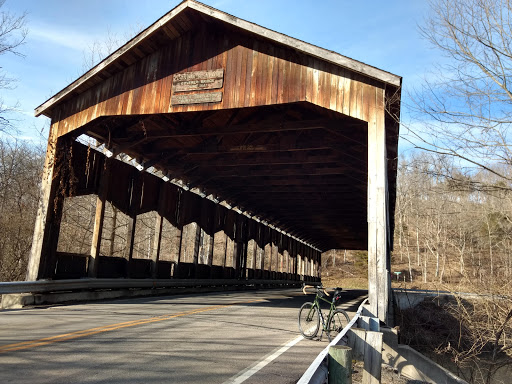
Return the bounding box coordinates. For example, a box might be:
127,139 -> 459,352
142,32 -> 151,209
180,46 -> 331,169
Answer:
28,0 -> 401,322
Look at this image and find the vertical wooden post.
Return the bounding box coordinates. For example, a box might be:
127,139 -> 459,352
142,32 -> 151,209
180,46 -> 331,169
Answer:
192,222 -> 201,274
263,226 -> 271,277
223,210 -> 235,275
307,247 -> 312,279
266,228 -> 273,276
328,345 -> 353,384
124,174 -> 142,278
296,241 -> 301,278
211,204 -> 226,278
190,197 -> 202,274
314,250 -> 318,279
88,157 -> 112,277
150,183 -> 167,278
206,202 -> 215,271
27,126 -> 64,281
362,331 -> 383,384
173,188 -> 184,277
233,214 -> 242,279
277,232 -> 284,274
347,328 -> 367,361
178,192 -> 201,277
255,223 -> 264,278
197,197 -> 214,278
222,228 -> 229,269
315,251 -> 321,279
302,245 -> 306,279
313,250 -> 317,280
240,215 -> 248,279
271,229 -> 278,278
301,244 -> 306,279
367,87 -> 389,322
292,240 -> 298,278
318,251 -> 322,280
249,221 -> 257,276
299,243 -> 306,280
283,237 -> 290,277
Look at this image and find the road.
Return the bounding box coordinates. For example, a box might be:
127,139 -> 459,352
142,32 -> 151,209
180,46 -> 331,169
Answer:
0,288 -> 367,384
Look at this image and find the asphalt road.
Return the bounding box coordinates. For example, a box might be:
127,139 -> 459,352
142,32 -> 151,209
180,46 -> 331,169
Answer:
0,288 -> 367,384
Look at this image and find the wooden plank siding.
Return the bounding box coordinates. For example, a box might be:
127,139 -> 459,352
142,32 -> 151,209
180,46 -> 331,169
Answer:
51,26 -> 385,139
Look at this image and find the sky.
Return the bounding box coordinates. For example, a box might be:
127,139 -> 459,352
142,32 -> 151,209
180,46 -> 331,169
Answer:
1,0 -> 436,146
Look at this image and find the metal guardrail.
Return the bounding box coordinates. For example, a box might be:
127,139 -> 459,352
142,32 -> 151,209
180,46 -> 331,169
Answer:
0,278 -> 300,295
297,298 -> 369,384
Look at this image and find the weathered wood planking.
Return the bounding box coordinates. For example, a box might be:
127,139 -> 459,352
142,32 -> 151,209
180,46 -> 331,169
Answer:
52,27 -> 385,138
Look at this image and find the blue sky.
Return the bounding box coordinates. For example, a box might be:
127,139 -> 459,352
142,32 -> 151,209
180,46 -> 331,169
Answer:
2,0 -> 435,144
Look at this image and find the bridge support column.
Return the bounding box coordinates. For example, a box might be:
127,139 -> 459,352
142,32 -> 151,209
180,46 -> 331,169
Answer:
211,205 -> 226,278
88,157 -> 112,277
27,130 -> 67,281
150,183 -> 167,278
197,198 -> 214,278
263,226 -> 271,278
123,175 -> 142,278
367,88 -> 390,323
255,223 -> 264,279
233,214 -> 244,279
292,240 -> 298,279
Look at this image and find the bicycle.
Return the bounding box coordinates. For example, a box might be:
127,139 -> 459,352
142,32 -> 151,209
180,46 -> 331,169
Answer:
298,284 -> 350,342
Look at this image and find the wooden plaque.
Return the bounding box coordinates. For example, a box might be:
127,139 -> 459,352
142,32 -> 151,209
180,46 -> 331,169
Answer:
171,92 -> 223,105
173,69 -> 224,92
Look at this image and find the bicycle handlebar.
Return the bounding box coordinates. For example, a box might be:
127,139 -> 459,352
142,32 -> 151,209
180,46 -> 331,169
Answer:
302,284 -> 330,297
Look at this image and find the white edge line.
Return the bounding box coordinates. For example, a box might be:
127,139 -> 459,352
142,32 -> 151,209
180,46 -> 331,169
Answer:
223,335 -> 304,384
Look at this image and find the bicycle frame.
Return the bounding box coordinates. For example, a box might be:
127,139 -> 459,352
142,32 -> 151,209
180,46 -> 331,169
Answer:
311,289 -> 337,340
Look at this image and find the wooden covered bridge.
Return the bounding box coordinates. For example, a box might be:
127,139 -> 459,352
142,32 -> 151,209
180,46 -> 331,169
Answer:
27,1 -> 401,322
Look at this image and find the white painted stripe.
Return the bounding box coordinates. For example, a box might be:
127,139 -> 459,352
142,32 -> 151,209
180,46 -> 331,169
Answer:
223,335 -> 304,384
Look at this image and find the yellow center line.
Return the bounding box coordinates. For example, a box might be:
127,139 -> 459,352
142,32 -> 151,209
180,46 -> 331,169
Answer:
0,299 -> 264,354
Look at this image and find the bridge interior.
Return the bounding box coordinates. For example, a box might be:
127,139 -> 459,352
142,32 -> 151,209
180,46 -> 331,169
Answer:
82,102 -> 371,250
28,0 -> 400,321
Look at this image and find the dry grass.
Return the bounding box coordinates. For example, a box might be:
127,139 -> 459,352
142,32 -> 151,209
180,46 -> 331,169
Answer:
321,250 -> 368,289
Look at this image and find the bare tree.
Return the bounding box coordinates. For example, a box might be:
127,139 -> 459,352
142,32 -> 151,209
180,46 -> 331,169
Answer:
0,138 -> 44,281
0,0 -> 27,131
409,0 -> 512,189
80,24 -> 144,74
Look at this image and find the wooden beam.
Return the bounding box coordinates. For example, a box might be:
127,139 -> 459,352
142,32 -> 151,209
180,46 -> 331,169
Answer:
234,214 -> 245,279
89,158 -> 112,277
124,175 -> 142,277
367,87 -> 389,322
150,116 -> 335,137
150,183 -> 167,278
211,204 -> 227,274
180,151 -> 342,168
27,126 -> 63,280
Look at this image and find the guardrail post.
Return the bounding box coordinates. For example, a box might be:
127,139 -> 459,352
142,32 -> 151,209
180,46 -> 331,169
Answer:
358,316 -> 380,332
328,345 -> 352,384
362,331 -> 383,384
346,328 -> 366,361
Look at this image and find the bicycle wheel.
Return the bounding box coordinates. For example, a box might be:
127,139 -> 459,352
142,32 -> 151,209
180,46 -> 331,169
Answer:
327,309 -> 350,338
298,302 -> 320,339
